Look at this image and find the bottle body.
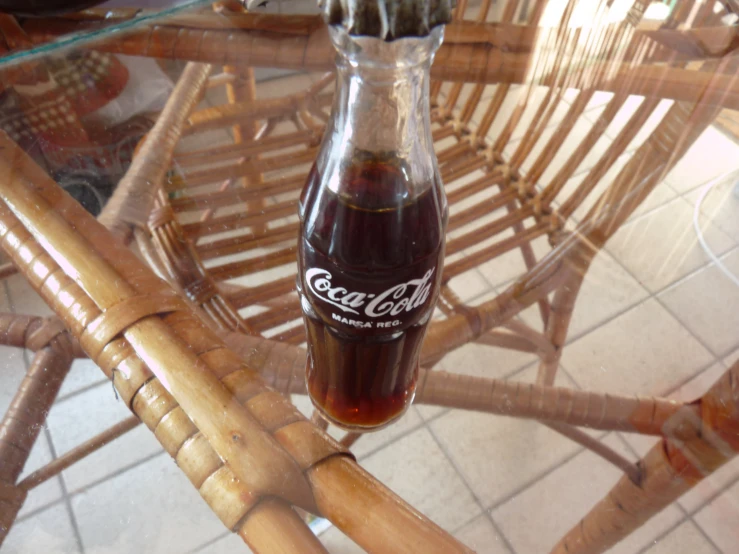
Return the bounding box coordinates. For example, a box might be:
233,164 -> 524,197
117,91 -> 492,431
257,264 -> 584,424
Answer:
297,28 -> 447,431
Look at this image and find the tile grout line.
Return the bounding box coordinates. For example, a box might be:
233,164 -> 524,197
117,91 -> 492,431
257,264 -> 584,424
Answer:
13,448 -> 170,525
423,337 -> 611,552
565,173 -> 677,228
502,209 -> 739,353
611,226 -> 731,361
558,365 -> 583,390
481,509 -> 518,554
186,529 -> 232,554
54,378 -> 110,406
14,496 -> 66,524
608,193 -> 737,248
44,427 -> 86,554
633,515 -> 690,554
488,271 -> 650,351
480,181 -> 738,361
423,379 -> 615,552
562,179 -> 736,352
646,245 -> 739,300
64,450 -> 167,499
351,395 -> 472,462
423,423 -> 519,554
632,508 -> 724,554
445,510 -> 484,537
687,514 -> 725,554
352,419 -> 427,463
680,179 -> 739,243
558,293 -> 647,347
417,406 -> 451,423
604,190 -> 738,263
683,472 -> 739,520
483,441 -> 594,514
655,290 -> 739,360
548,208 -> 732,392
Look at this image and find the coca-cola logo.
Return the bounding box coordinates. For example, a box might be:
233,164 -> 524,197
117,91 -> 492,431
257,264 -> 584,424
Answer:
305,267 -> 435,318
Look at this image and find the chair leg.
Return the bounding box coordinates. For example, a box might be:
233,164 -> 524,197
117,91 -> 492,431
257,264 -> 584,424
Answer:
0,340 -> 73,546
536,271 -> 584,385
551,357 -> 739,554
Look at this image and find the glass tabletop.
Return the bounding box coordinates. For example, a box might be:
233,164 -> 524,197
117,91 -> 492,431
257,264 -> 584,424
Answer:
0,1 -> 218,67
1,0 -> 738,553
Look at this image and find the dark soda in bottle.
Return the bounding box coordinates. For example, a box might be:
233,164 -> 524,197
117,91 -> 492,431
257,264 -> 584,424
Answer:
297,15 -> 448,431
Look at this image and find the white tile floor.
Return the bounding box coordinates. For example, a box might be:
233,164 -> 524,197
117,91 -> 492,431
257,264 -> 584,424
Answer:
3,71 -> 739,554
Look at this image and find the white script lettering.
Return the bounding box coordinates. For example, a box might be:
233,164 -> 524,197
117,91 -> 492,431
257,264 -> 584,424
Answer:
305,268 -> 435,318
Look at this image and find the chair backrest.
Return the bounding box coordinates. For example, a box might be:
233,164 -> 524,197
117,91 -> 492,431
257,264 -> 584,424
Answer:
139,0 -> 737,347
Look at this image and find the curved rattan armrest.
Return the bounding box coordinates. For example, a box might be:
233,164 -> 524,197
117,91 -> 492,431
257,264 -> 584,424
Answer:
15,13 -> 739,110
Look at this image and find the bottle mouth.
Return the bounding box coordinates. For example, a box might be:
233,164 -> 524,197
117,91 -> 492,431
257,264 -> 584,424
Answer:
329,26 -> 444,69
321,0 -> 454,42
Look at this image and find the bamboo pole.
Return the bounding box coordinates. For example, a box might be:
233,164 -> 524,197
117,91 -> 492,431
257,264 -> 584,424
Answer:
174,129 -> 316,168
536,267 -> 583,385
0,313 -> 81,354
18,17 -> 739,110
444,222 -> 551,277
18,416 -> 141,491
197,226 -> 297,261
185,90 -> 333,136
238,498 -> 328,554
0,148 -> 317,512
21,14 -> 737,63
148,192 -> 254,335
209,247 -> 297,281
176,150 -> 317,194
226,276 -> 296,309
310,456 -> 470,554
540,92 -> 628,205
0,347 -> 73,485
223,332 -> 683,437
98,62 -> 213,243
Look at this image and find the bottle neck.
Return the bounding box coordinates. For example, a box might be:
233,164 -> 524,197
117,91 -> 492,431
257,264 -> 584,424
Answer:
318,27 -> 442,190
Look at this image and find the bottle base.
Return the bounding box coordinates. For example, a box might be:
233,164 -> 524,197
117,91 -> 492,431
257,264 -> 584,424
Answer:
306,393 -> 414,433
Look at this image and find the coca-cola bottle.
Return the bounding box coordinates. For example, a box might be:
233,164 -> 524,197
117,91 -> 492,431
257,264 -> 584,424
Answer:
297,0 -> 450,431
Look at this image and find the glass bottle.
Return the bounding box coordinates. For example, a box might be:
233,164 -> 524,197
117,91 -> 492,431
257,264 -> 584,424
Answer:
297,10 -> 448,431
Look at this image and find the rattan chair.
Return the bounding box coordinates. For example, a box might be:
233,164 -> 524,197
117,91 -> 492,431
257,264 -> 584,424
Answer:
1,0 -> 739,552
